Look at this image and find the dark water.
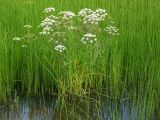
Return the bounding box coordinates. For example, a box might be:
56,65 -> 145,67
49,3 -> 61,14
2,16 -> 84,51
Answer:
100,100 -> 156,120
0,96 -> 157,120
0,97 -> 57,120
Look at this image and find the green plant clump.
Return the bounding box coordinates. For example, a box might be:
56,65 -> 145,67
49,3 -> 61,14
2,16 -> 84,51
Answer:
0,0 -> 159,119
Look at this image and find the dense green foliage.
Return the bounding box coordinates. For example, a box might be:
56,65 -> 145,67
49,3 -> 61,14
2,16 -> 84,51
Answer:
0,0 -> 159,119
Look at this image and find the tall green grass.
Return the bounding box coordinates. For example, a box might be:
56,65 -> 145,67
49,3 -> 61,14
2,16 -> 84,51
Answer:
0,0 -> 160,119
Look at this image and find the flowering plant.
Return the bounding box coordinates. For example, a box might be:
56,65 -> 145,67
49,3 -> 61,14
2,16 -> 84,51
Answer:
13,7 -> 119,52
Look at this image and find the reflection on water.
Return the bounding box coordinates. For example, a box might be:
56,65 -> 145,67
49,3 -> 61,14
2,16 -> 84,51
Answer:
0,96 -> 157,120
0,96 -> 58,120
100,99 -> 156,120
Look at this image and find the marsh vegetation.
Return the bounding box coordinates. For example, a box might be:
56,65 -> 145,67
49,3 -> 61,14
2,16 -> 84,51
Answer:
0,0 -> 159,119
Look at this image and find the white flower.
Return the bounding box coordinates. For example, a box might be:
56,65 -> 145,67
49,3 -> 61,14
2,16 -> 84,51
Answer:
58,11 -> 76,21
95,8 -> 107,21
40,29 -> 52,35
40,16 -> 58,28
43,7 -> 55,13
24,25 -> 32,28
13,37 -> 21,41
104,25 -> 119,35
47,15 -> 59,20
80,33 -> 97,44
39,15 -> 58,35
78,8 -> 94,17
80,8 -> 107,25
21,45 -> 27,48
83,13 -> 100,25
43,26 -> 53,32
54,44 -> 67,52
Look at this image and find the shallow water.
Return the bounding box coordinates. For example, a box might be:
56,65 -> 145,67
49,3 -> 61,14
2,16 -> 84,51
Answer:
100,100 -> 156,120
0,96 -> 157,120
0,97 -> 57,120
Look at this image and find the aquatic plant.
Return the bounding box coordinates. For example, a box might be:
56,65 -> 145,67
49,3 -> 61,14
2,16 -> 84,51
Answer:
0,0 -> 159,119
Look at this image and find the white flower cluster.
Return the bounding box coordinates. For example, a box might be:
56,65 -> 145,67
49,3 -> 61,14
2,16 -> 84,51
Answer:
83,13 -> 100,25
95,8 -> 108,21
80,33 -> 97,44
78,8 -> 93,17
39,28 -> 52,35
104,25 -> 119,35
40,15 -> 58,28
43,7 -> 55,13
14,8 -> 119,54
39,15 -> 58,35
24,25 -> 32,28
58,11 -> 76,21
54,44 -> 67,52
13,37 -> 21,41
78,8 -> 107,25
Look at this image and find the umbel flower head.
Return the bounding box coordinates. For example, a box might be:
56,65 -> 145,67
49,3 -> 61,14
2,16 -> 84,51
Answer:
13,37 -> 21,41
78,8 -> 94,17
43,7 -> 55,13
40,15 -> 58,28
79,8 -> 107,25
58,11 -> 76,21
39,15 -> 58,35
54,44 -> 67,52
95,8 -> 108,21
80,33 -> 97,44
83,13 -> 100,25
104,25 -> 119,35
